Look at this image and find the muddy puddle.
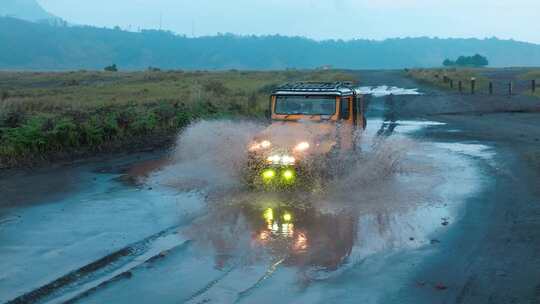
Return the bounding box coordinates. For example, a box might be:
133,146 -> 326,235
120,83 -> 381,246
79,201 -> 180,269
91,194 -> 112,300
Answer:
0,115 -> 495,304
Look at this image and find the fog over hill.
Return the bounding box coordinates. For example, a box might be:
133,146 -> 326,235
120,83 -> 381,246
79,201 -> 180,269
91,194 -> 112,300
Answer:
0,17 -> 540,70
0,0 -> 58,22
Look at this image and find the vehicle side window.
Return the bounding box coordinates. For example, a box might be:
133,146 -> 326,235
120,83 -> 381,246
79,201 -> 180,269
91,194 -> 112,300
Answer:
340,97 -> 350,119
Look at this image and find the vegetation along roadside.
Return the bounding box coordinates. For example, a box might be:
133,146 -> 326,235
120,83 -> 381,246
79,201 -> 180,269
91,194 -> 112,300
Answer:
0,69 -> 355,168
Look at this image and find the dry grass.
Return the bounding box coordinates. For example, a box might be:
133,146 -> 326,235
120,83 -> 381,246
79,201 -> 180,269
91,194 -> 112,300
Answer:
406,68 -> 489,92
519,69 -> 540,97
0,69 -> 353,113
0,69 -> 356,167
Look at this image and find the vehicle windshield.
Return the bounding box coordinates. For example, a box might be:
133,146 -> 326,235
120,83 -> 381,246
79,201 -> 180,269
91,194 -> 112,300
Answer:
275,96 -> 336,115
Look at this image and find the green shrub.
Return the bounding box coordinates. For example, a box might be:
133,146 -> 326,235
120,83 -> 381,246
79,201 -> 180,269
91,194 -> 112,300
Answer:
131,111 -> 158,135
102,112 -> 120,139
51,117 -> 79,148
175,110 -> 191,128
81,115 -> 105,147
3,115 -> 49,154
153,101 -> 176,122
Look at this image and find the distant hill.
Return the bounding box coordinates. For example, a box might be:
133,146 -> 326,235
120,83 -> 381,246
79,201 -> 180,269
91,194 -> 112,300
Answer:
0,0 -> 59,23
1,17 -> 540,70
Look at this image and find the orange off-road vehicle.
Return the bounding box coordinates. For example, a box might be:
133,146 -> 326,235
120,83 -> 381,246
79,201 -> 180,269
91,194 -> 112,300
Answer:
246,82 -> 367,188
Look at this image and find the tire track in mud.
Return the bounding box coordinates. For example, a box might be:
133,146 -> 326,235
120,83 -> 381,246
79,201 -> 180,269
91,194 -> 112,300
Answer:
63,241 -> 193,304
233,258 -> 285,303
181,265 -> 238,304
6,223 -> 193,304
182,257 -> 286,304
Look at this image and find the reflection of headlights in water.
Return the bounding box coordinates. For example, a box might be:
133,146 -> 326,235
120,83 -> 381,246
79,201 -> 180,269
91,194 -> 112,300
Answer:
263,208 -> 274,222
283,212 -> 292,222
282,223 -> 294,237
259,230 -> 270,241
294,232 -> 308,251
272,222 -> 279,234
294,141 -> 310,152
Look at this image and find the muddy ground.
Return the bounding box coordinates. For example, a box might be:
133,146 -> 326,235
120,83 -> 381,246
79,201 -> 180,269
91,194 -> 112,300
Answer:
358,70 -> 540,303
1,70 -> 540,304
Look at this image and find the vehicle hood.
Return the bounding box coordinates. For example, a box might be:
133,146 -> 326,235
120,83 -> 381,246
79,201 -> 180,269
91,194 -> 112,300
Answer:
253,120 -> 337,154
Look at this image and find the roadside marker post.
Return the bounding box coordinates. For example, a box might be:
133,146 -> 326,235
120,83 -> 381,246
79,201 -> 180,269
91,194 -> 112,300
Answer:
450,79 -> 454,89
471,77 -> 476,95
458,81 -> 462,93
508,82 -> 513,96
533,80 -> 536,93
489,82 -> 493,95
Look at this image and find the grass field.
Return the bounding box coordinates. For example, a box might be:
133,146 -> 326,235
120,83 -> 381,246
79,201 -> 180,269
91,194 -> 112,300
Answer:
0,69 -> 355,167
406,68 -> 489,92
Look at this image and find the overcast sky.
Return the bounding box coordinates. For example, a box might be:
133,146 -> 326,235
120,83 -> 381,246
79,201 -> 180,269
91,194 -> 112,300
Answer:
38,0 -> 540,44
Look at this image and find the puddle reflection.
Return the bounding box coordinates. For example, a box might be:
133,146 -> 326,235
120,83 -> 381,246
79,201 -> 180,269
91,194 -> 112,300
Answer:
250,203 -> 356,271
191,195 -> 359,272
187,186 -> 453,280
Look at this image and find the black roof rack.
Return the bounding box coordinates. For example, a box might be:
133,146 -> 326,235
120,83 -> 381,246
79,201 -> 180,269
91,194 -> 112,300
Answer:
272,81 -> 356,95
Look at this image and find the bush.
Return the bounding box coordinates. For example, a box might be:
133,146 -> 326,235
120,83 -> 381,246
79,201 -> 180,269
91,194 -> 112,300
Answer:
47,117 -> 79,150
131,111 -> 158,135
1,90 -> 9,101
175,111 -> 191,128
2,115 -> 49,154
81,116 -> 105,147
104,64 -> 118,72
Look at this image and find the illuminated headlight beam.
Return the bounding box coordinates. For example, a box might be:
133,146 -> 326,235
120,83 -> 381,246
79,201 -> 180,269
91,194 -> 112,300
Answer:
266,154 -> 296,166
294,141 -> 310,152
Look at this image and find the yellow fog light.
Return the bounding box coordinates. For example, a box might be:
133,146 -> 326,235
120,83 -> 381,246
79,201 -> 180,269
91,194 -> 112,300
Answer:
282,169 -> 295,181
262,169 -> 276,180
263,208 -> 273,222
283,212 -> 292,222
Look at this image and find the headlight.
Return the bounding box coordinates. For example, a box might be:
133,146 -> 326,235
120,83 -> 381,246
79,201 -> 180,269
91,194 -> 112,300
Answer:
266,154 -> 296,165
249,140 -> 272,151
294,141 -> 310,152
260,140 -> 271,148
281,155 -> 296,165
267,155 -> 282,163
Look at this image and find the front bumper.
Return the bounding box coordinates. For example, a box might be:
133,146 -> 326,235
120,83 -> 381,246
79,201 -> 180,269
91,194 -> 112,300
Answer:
246,153 -> 319,189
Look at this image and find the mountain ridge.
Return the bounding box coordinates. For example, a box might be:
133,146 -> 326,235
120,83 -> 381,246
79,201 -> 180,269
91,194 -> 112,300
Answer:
0,0 -> 58,22
0,17 -> 539,70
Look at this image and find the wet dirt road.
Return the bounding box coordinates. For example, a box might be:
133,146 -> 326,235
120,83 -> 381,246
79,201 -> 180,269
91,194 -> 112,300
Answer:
1,71 -> 540,304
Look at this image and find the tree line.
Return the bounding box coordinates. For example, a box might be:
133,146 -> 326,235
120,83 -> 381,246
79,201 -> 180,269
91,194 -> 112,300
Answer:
443,54 -> 489,67
1,17 -> 539,70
